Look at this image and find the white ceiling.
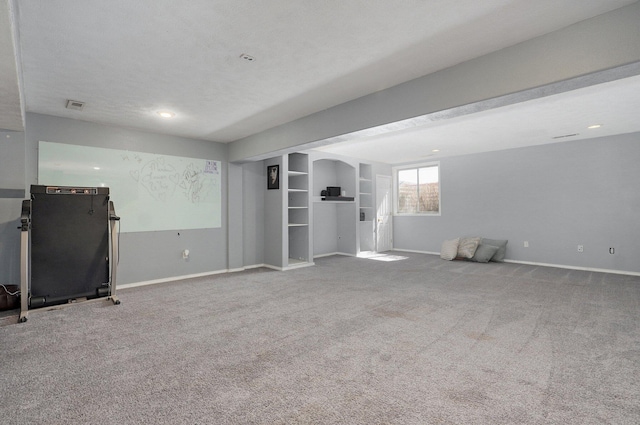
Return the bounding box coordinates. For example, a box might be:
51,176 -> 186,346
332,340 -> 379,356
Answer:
3,0 -> 640,164
314,73 -> 640,163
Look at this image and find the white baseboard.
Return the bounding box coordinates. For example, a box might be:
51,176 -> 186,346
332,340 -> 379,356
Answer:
260,262 -> 316,271
392,248 -> 440,256
119,269 -> 229,290
392,248 -> 640,277
120,262 -> 290,289
313,252 -> 355,259
227,267 -> 246,273
261,264 -> 284,271
284,261 -> 315,271
502,259 -> 640,277
242,263 -> 271,271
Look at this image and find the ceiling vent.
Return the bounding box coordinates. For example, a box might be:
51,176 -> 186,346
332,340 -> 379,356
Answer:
66,99 -> 85,110
552,133 -> 579,139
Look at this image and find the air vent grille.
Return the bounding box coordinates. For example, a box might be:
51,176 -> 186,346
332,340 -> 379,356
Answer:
66,100 -> 85,110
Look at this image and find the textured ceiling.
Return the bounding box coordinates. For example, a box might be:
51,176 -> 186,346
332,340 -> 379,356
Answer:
6,0 -> 637,149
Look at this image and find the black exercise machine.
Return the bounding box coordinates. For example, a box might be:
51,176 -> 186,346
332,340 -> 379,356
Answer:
19,185 -> 120,322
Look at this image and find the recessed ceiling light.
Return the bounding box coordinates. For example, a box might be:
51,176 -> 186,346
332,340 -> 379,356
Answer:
587,124 -> 602,129
93,167 -> 100,170
432,149 -> 440,152
157,111 -> 175,118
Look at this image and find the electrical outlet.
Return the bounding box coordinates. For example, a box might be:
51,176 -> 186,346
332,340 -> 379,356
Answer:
523,241 -> 529,248
577,245 -> 583,253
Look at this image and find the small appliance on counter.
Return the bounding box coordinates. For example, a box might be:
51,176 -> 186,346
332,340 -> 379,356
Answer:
321,186 -> 354,201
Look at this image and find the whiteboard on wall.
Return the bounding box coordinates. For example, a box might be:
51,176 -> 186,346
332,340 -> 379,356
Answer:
38,141 -> 222,233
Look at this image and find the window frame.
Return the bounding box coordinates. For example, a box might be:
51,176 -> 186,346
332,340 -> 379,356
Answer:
392,161 -> 441,216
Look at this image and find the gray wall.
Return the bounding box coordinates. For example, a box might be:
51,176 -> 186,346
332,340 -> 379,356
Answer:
313,203 -> 339,256
312,159 -> 338,196
263,156 -> 284,268
242,161 -> 265,267
393,133 -> 640,274
227,163 -> 244,270
336,204 -> 357,255
24,113 -> 228,284
0,130 -> 25,286
371,162 -> 393,184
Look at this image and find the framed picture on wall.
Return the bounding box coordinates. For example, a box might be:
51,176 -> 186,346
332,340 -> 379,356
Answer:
267,165 -> 279,190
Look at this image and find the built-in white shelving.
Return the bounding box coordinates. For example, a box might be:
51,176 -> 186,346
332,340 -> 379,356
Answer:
280,155 -> 377,265
359,163 -> 375,252
287,153 -> 311,266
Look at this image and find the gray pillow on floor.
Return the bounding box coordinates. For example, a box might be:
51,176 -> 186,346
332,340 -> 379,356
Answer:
470,244 -> 499,263
481,238 -> 508,262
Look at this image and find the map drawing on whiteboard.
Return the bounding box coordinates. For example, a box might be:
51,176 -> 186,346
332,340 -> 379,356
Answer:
38,141 -> 222,232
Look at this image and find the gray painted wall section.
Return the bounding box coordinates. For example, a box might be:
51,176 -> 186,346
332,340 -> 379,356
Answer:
242,161 -> 265,267
24,113 -> 228,284
0,130 -> 25,285
313,203 -> 338,256
393,133 -> 640,274
229,3 -> 640,162
371,163 -> 393,183
227,162 -> 243,270
337,204 -> 356,255
263,156 -> 284,268
0,130 -> 25,189
0,198 -> 21,285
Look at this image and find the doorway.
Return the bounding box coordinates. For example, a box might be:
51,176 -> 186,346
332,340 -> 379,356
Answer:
376,175 -> 392,252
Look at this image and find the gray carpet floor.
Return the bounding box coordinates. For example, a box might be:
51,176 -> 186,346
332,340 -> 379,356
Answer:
1,252 -> 639,424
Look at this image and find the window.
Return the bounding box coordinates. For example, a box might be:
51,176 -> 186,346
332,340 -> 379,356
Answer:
395,163 -> 440,214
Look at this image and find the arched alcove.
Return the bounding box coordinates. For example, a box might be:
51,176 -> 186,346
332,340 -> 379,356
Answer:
312,158 -> 357,257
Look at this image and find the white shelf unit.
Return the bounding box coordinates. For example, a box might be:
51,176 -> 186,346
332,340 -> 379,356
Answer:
312,196 -> 355,204
287,153 -> 310,265
359,163 -> 375,252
